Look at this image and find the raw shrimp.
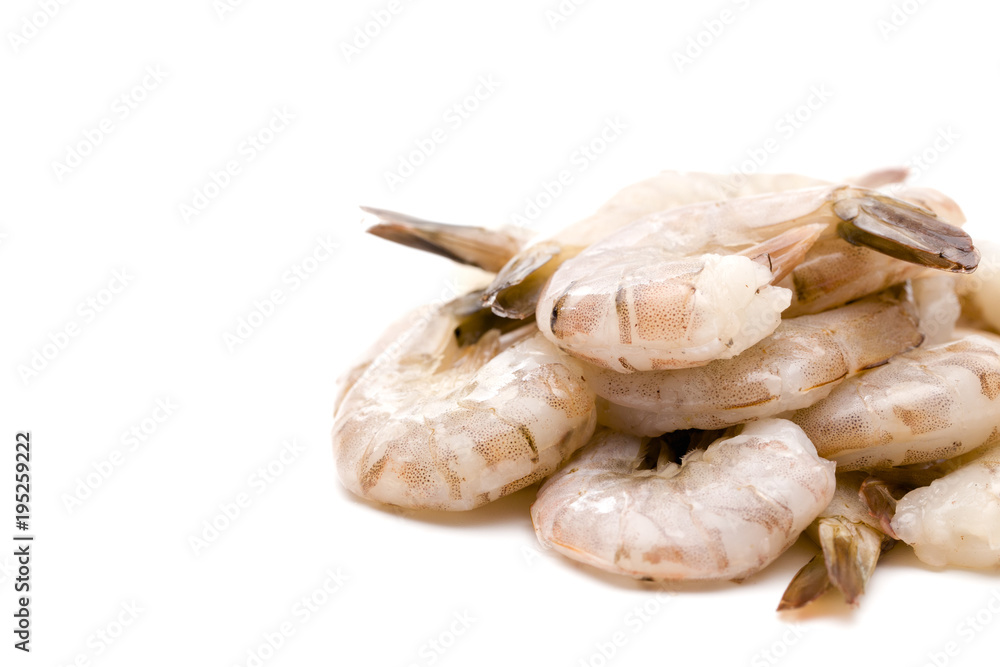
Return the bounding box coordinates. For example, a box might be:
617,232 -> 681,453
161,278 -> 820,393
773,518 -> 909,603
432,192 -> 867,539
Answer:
779,186 -> 968,317
911,273 -> 961,345
592,286 -> 923,436
958,238 -> 1000,333
483,170 -> 907,318
891,441 -> 1000,568
333,295 -> 597,511
360,169 -> 919,320
530,420 -> 836,581
778,472 -> 893,610
537,185 -> 977,372
791,333 -> 1000,470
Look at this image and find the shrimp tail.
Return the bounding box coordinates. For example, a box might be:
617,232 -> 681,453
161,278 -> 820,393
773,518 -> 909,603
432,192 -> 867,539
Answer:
449,290 -> 537,345
815,516 -> 886,605
482,241 -> 569,319
738,222 -> 827,284
777,554 -> 831,611
833,194 -> 980,273
362,206 -> 527,272
858,475 -> 910,539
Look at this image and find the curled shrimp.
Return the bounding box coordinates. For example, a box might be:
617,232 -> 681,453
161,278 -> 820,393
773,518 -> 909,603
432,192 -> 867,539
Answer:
482,169 -> 912,319
591,285 -> 923,436
530,419 -> 836,581
362,170 -> 856,317
791,333 -> 1000,470
360,169 -> 929,324
536,185 -> 977,373
779,186 -> 968,317
891,440 -> 1000,568
332,294 -> 597,511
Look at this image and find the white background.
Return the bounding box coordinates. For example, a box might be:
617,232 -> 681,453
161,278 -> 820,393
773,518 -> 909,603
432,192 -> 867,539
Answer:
4,0 -> 1000,665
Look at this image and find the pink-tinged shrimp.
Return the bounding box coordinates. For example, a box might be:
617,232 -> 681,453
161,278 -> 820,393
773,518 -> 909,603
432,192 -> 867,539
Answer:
891,441 -> 1000,568
779,186 -> 968,317
536,185 -> 977,373
591,286 -> 923,436
958,238 -> 1000,334
333,295 -> 596,511
791,333 -> 1000,470
530,420 -> 836,581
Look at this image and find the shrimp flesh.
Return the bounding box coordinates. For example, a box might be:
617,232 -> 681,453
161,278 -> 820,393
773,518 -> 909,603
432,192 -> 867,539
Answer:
333,294 -> 597,511
891,441 -> 1000,568
958,238 -> 1000,334
530,420 -> 836,581
591,285 -> 923,436
791,333 -> 1000,470
537,184 -> 976,373
911,273 -> 961,345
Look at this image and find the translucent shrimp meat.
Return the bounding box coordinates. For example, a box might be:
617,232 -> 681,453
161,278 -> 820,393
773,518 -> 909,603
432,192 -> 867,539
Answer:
537,185 -> 977,373
891,441 -> 1000,568
530,420 -> 836,581
791,333 -> 1000,470
592,285 -> 923,436
957,238 -> 1000,334
332,295 -> 597,511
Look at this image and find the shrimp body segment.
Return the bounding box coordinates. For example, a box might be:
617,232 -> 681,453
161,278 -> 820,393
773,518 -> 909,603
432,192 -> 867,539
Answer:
792,334 -> 1000,470
333,300 -> 597,511
537,185 -> 977,373
530,420 -> 836,581
592,286 -> 923,436
891,442 -> 1000,568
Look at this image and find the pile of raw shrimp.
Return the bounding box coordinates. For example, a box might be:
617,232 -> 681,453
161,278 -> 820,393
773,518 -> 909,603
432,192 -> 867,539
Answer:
332,169 -> 1000,611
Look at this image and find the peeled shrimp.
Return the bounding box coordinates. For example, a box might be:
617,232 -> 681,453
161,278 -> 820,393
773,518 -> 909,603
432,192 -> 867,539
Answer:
537,184 -> 976,373
362,170 -> 930,324
958,238 -> 1000,333
530,420 -> 836,581
779,186 -> 968,317
791,333 -> 1000,470
332,295 -> 597,511
483,171 -> 848,318
891,441 -> 1000,568
911,273 -> 961,345
482,169 -> 911,319
592,286 -> 923,436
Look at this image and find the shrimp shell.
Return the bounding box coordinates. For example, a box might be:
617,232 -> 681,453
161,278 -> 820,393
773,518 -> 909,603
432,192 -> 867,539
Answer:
530,420 -> 836,581
779,472 -> 894,610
